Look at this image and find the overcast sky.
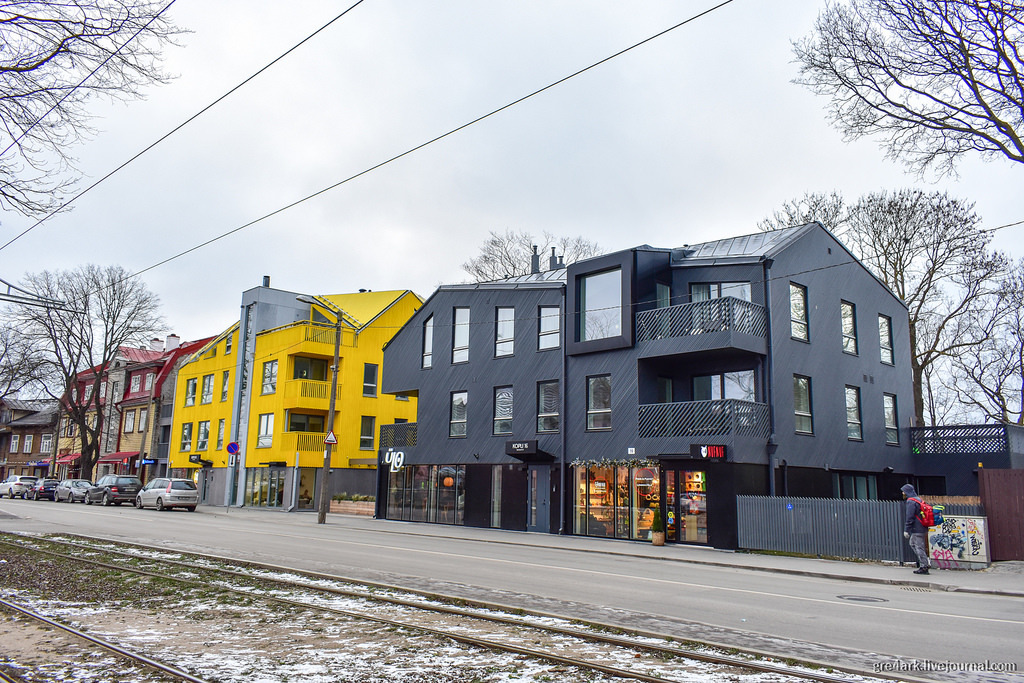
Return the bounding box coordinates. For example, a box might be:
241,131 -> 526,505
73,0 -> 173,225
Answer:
1,0 -> 1020,343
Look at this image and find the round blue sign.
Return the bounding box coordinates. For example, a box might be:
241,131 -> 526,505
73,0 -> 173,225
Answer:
227,442 -> 240,455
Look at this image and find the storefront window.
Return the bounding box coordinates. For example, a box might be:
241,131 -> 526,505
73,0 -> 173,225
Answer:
632,467 -> 659,541
574,464 -> 661,540
680,471 -> 708,543
386,464 -> 466,526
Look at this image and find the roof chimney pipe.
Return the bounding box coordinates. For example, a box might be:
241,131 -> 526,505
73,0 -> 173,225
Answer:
530,245 -> 540,274
262,276 -> 271,287
164,334 -> 180,351
549,247 -> 559,270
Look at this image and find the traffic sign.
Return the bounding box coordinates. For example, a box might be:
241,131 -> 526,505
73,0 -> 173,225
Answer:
227,442 -> 240,455
324,431 -> 337,445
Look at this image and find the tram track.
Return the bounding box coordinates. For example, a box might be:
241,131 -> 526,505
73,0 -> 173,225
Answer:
0,532 -> 908,683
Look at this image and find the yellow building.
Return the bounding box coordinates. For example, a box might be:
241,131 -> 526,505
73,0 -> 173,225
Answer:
169,285 -> 420,510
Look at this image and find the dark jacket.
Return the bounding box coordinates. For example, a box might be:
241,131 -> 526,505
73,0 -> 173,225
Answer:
901,484 -> 926,534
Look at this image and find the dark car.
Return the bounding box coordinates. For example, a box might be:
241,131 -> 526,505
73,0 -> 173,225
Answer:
85,475 -> 143,506
27,478 -> 59,501
56,479 -> 92,503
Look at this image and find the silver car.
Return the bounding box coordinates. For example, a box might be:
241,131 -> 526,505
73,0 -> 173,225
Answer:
0,475 -> 38,499
134,478 -> 199,511
56,479 -> 93,503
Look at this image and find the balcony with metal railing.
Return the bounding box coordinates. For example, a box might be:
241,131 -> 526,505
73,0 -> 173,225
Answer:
638,399 -> 771,450
282,378 -> 333,411
280,431 -> 328,454
635,297 -> 768,357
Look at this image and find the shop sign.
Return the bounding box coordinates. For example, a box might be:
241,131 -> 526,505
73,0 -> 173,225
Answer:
505,440 -> 538,456
384,447 -> 405,473
141,459 -> 155,465
691,444 -> 727,460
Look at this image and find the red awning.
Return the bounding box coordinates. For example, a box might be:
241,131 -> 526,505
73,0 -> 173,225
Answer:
56,453 -> 81,465
96,451 -> 139,464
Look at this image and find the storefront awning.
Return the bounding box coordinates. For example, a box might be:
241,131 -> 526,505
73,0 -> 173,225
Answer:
56,453 -> 81,465
97,451 -> 139,464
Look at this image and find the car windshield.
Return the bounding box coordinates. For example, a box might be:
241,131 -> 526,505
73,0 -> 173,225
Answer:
116,478 -> 140,486
21,477 -> 38,482
170,481 -> 197,490
72,481 -> 91,488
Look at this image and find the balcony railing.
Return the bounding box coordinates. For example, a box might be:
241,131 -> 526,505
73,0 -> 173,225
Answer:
280,431 -> 328,453
910,425 -> 1013,455
635,297 -> 767,343
282,378 -> 333,411
638,399 -> 771,440
380,422 -> 417,448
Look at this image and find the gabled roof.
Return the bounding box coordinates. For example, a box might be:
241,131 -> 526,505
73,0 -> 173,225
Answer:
670,224 -> 814,266
7,399 -> 59,426
317,290 -> 417,330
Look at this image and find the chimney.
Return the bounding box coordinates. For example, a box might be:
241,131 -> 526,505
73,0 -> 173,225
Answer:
149,338 -> 163,351
165,334 -> 180,351
549,247 -> 560,270
530,245 -> 540,274
262,276 -> 271,287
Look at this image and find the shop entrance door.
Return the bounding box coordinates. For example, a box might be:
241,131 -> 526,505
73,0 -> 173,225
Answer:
200,467 -> 215,504
663,467 -> 709,544
526,466 -> 550,533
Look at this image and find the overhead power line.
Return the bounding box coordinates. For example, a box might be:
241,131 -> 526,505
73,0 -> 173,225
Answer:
0,0 -> 368,254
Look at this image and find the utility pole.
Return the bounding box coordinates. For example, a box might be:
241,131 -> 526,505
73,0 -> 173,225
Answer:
318,315 -> 342,525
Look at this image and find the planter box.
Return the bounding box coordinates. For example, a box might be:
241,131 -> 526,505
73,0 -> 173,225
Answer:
329,500 -> 374,516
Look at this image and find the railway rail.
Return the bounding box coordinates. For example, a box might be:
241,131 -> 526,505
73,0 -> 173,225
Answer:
0,532 -> 903,683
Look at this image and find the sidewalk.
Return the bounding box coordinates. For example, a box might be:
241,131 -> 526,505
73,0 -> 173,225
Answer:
206,506 -> 1024,599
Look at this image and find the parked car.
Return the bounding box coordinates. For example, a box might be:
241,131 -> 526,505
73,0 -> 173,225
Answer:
0,475 -> 38,499
85,475 -> 142,506
134,478 -> 198,512
27,478 -> 59,501
56,479 -> 93,503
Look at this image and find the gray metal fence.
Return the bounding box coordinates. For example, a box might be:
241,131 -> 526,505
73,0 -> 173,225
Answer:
736,496 -> 985,562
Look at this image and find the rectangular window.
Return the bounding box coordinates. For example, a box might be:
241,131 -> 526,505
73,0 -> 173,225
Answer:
846,386 -> 862,441
841,301 -> 858,355
422,315 -> 434,369
40,434 -> 52,454
221,370 -> 230,401
257,413 -> 274,448
690,282 -> 752,301
262,360 -> 278,394
537,381 -> 560,433
879,314 -> 894,365
493,386 -> 513,435
130,374 -> 141,393
586,375 -> 612,430
100,383 -> 106,400
197,421 -> 210,451
693,371 -> 756,402
225,334 -> 232,354
452,308 -> 470,364
450,391 -> 468,437
294,357 -> 328,381
363,363 -> 378,397
183,378 -> 197,406
884,394 -> 899,445
538,306 -> 560,350
657,377 -> 673,403
9,435 -> 17,453
22,434 -> 33,453
201,374 -> 214,404
790,283 -> 809,341
793,375 -> 813,434
139,408 -> 148,432
360,416 -> 376,450
180,423 -> 193,451
124,409 -> 136,433
495,307 -> 515,357
289,414 -> 325,432
579,269 -> 621,341
217,419 -> 225,450
145,373 -> 154,391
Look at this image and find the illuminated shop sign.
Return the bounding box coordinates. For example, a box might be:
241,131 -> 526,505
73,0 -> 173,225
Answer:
505,440 -> 538,455
690,444 -> 727,460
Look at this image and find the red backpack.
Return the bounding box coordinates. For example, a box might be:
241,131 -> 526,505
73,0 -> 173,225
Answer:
911,497 -> 942,527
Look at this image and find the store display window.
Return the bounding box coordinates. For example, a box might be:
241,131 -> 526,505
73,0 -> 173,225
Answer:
574,464 -> 661,540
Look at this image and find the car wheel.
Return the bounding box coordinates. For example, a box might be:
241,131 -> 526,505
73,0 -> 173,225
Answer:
134,497 -> 143,509
186,506 -> 196,512
102,493 -> 112,506
156,498 -> 165,511
84,494 -> 92,505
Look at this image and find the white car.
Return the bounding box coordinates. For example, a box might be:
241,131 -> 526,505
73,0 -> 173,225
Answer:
134,478 -> 199,511
0,475 -> 39,499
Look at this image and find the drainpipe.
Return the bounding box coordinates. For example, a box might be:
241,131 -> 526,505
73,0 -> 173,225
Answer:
559,285 -> 569,535
763,257 -> 777,496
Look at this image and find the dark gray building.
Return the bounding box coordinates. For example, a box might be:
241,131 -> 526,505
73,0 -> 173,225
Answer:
379,224 -> 919,548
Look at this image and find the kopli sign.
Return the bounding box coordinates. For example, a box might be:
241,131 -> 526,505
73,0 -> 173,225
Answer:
690,444 -> 727,460
505,440 -> 538,456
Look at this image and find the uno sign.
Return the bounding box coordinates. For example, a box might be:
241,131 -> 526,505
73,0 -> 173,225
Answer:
691,444 -> 727,460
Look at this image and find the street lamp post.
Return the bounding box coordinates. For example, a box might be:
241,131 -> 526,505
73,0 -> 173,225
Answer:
318,313 -> 342,525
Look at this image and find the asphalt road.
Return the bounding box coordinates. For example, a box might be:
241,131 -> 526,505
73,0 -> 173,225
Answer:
2,499 -> 1022,682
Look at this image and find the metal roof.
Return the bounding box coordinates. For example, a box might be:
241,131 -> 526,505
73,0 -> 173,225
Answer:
670,224 -> 814,266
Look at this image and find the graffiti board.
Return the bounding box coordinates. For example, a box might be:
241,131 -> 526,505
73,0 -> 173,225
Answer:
928,516 -> 989,570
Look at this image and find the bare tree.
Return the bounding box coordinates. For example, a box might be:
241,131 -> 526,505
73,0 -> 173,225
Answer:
756,191 -> 849,234
948,259 -> 1024,424
793,0 -> 1024,177
0,319 -> 44,397
14,265 -> 163,480
762,189 -> 1010,425
462,229 -> 602,282
0,1 -> 182,217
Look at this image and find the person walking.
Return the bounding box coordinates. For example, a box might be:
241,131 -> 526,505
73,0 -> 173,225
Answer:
901,483 -> 930,575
